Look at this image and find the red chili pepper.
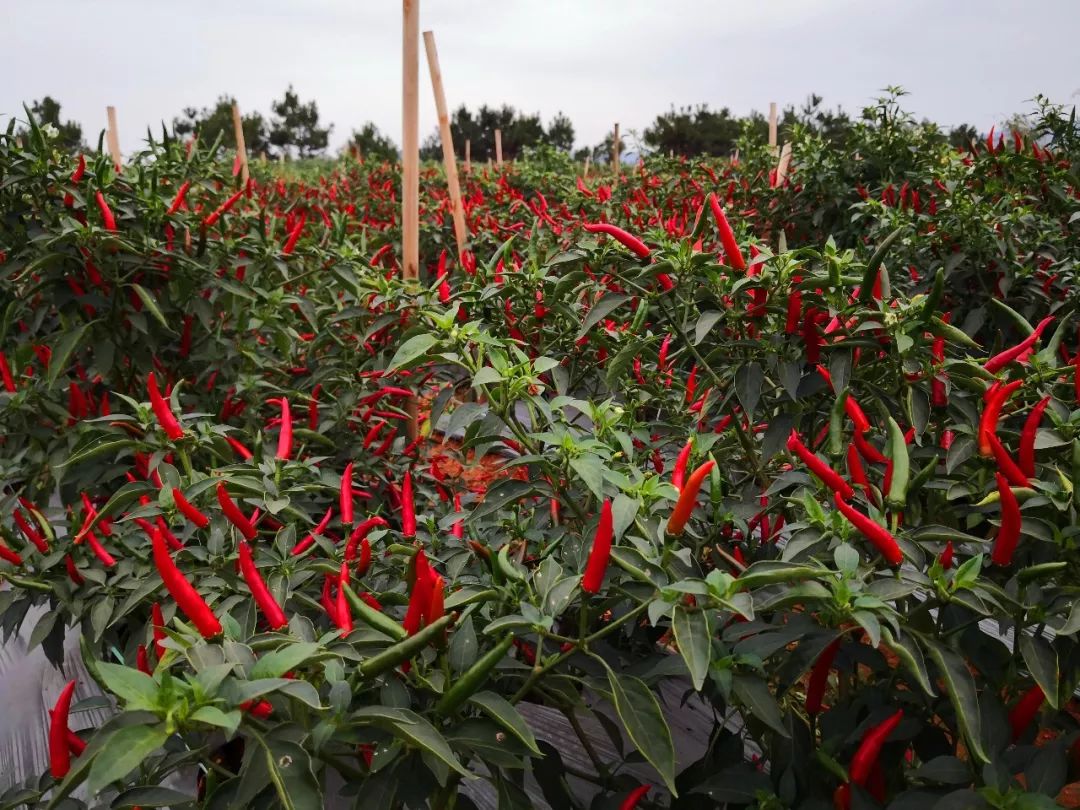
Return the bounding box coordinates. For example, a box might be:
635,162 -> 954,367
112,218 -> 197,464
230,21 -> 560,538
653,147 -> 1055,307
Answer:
403,552 -> 434,636
203,188 -> 244,227
49,680 -> 78,778
292,507 -> 334,556
340,462 -> 355,525
846,444 -> 873,502
238,541 -> 288,630
978,379 -> 1022,457
308,384 -> 321,430
336,563 -> 353,635
846,710 -> 903,800
148,372 -> 184,440
787,432 -> 855,499
65,555 -> 84,585
708,192 -> 746,271
0,538 -> 23,566
216,482 -> 257,540
152,527 -> 222,638
363,419 -> 386,450
785,288 -> 803,334
667,460 -> 716,535
983,317 -> 1053,373
1008,684 -> 1045,741
685,364 -> 698,405
619,785 -> 650,810
166,180 -> 190,215
94,190 -> 117,231
1019,396 -> 1051,478
938,540 -> 954,570
802,307 -> 823,364
71,154 -> 86,184
451,493 -> 464,539
805,638 -> 841,714
86,531 -> 116,567
14,509 -> 49,552
582,499 -> 613,594
834,494 -> 903,565
990,472 -> 1021,566
672,439 -> 693,490
275,397 -> 293,460
282,213 -> 306,255
582,222 -> 650,259
986,432 -> 1029,488
136,644 -> 151,674
172,488 -> 210,529
424,574 -> 445,624
152,602 -> 167,659
225,436 -> 253,460
0,351 -> 16,392
345,516 -> 389,564
401,470 -> 416,537
178,314 -> 194,358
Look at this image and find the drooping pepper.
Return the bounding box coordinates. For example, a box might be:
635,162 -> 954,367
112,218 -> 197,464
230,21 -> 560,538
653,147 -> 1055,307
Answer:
805,638 -> 841,715
834,494 -> 903,566
49,680 -> 78,779
147,372 -> 184,440
990,472 -> 1021,566
276,397 -> 293,460
582,222 -> 650,259
282,213 -> 306,255
581,499 -> 614,594
14,509 -> 49,552
166,181 -> 190,215
345,517 -> 389,564
152,527 -> 222,638
0,351 -> 16,392
708,192 -> 746,271
1008,684 -> 1046,741
666,460 -> 717,535
619,785 -> 651,810
172,488 -> 210,529
238,541 -> 288,630
401,470 -> 416,537
340,462 -> 355,526
216,482 -> 257,540
986,432 -> 1029,488
94,190 -> 117,231
672,439 -> 693,490
844,710 -> 904,803
978,379 -> 1023,457
291,507 -> 334,556
787,432 -> 855,500
0,539 -> 23,566
983,316 -> 1053,373
1018,396 -> 1051,478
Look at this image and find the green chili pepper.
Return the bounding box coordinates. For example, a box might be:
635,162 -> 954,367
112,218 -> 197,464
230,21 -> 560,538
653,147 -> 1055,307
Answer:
1071,439 -> 1080,511
436,633 -> 514,716
629,297 -> 650,333
1035,313 -> 1072,365
906,455 -> 940,498
885,417 -> 909,509
609,548 -> 654,585
496,546 -> 527,582
829,390 -> 849,459
921,268 -> 944,320
931,316 -> 981,349
343,584 -> 408,641
1017,562 -> 1068,583
358,613 -> 456,679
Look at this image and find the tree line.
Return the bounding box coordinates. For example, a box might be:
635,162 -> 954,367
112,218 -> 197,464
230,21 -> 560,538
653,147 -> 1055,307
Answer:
17,89 -> 992,162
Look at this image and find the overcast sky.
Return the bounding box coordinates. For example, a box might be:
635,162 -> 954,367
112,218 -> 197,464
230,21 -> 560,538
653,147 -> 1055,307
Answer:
7,0 -> 1080,156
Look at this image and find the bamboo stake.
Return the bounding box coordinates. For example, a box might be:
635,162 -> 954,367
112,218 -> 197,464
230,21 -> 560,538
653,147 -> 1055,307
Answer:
583,153 -> 591,177
464,138 -> 471,173
232,102 -> 250,184
776,142 -> 793,186
106,106 -> 122,171
768,102 -> 778,154
402,0 -> 420,440
612,122 -> 620,171
423,30 -> 468,261
494,128 -> 503,167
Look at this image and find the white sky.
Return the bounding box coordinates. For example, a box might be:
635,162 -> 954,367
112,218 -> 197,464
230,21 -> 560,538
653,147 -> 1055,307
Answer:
7,0 -> 1080,155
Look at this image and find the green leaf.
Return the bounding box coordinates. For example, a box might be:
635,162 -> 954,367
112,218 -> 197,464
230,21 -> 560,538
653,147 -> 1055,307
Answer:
673,606 -> 711,691
1019,634 -> 1059,709
88,723 -> 169,794
190,706 -> 241,734
387,333 -> 438,371
694,311 -> 723,345
250,642 -> 322,680
96,662 -> 159,710
60,438 -> 139,470
130,284 -> 172,331
47,323 -> 90,388
611,493 -> 640,541
353,706 -> 473,778
734,362 -> 764,418
577,293 -> 629,339
260,738 -> 322,810
472,366 -> 502,387
468,691 -> 541,755
732,673 -> 790,737
925,639 -> 988,763
568,454 -> 604,502
111,786 -> 197,807
605,670 -> 678,795
881,627 -> 935,696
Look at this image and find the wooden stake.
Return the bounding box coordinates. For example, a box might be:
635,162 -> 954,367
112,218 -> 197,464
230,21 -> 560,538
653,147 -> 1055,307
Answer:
464,138 -> 471,173
768,102 -> 778,154
494,128 -> 503,167
231,102 -> 250,184
776,142 -> 793,186
583,153 -> 591,177
402,0 -> 420,440
612,122 -> 620,170
423,30 -> 468,261
106,106 -> 122,171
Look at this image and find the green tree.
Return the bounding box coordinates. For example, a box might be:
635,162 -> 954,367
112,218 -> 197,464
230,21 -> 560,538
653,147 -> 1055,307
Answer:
172,95 -> 269,156
643,105 -> 744,157
420,104 -> 575,161
20,96 -> 83,151
545,112 -> 575,152
345,123 -> 399,162
269,86 -> 331,159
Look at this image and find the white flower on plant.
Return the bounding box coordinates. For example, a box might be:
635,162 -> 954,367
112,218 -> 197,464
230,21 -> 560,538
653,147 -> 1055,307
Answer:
41,123 -> 59,139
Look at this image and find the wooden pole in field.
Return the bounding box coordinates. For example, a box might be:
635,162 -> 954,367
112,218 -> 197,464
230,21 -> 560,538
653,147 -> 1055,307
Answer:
106,106 -> 122,171
494,128 -> 503,167
232,102 -> 250,184
768,102 -> 778,155
464,138 -> 471,173
402,0 -> 420,439
423,30 -> 468,261
776,141 -> 793,185
612,122 -> 620,171
583,152 -> 591,177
